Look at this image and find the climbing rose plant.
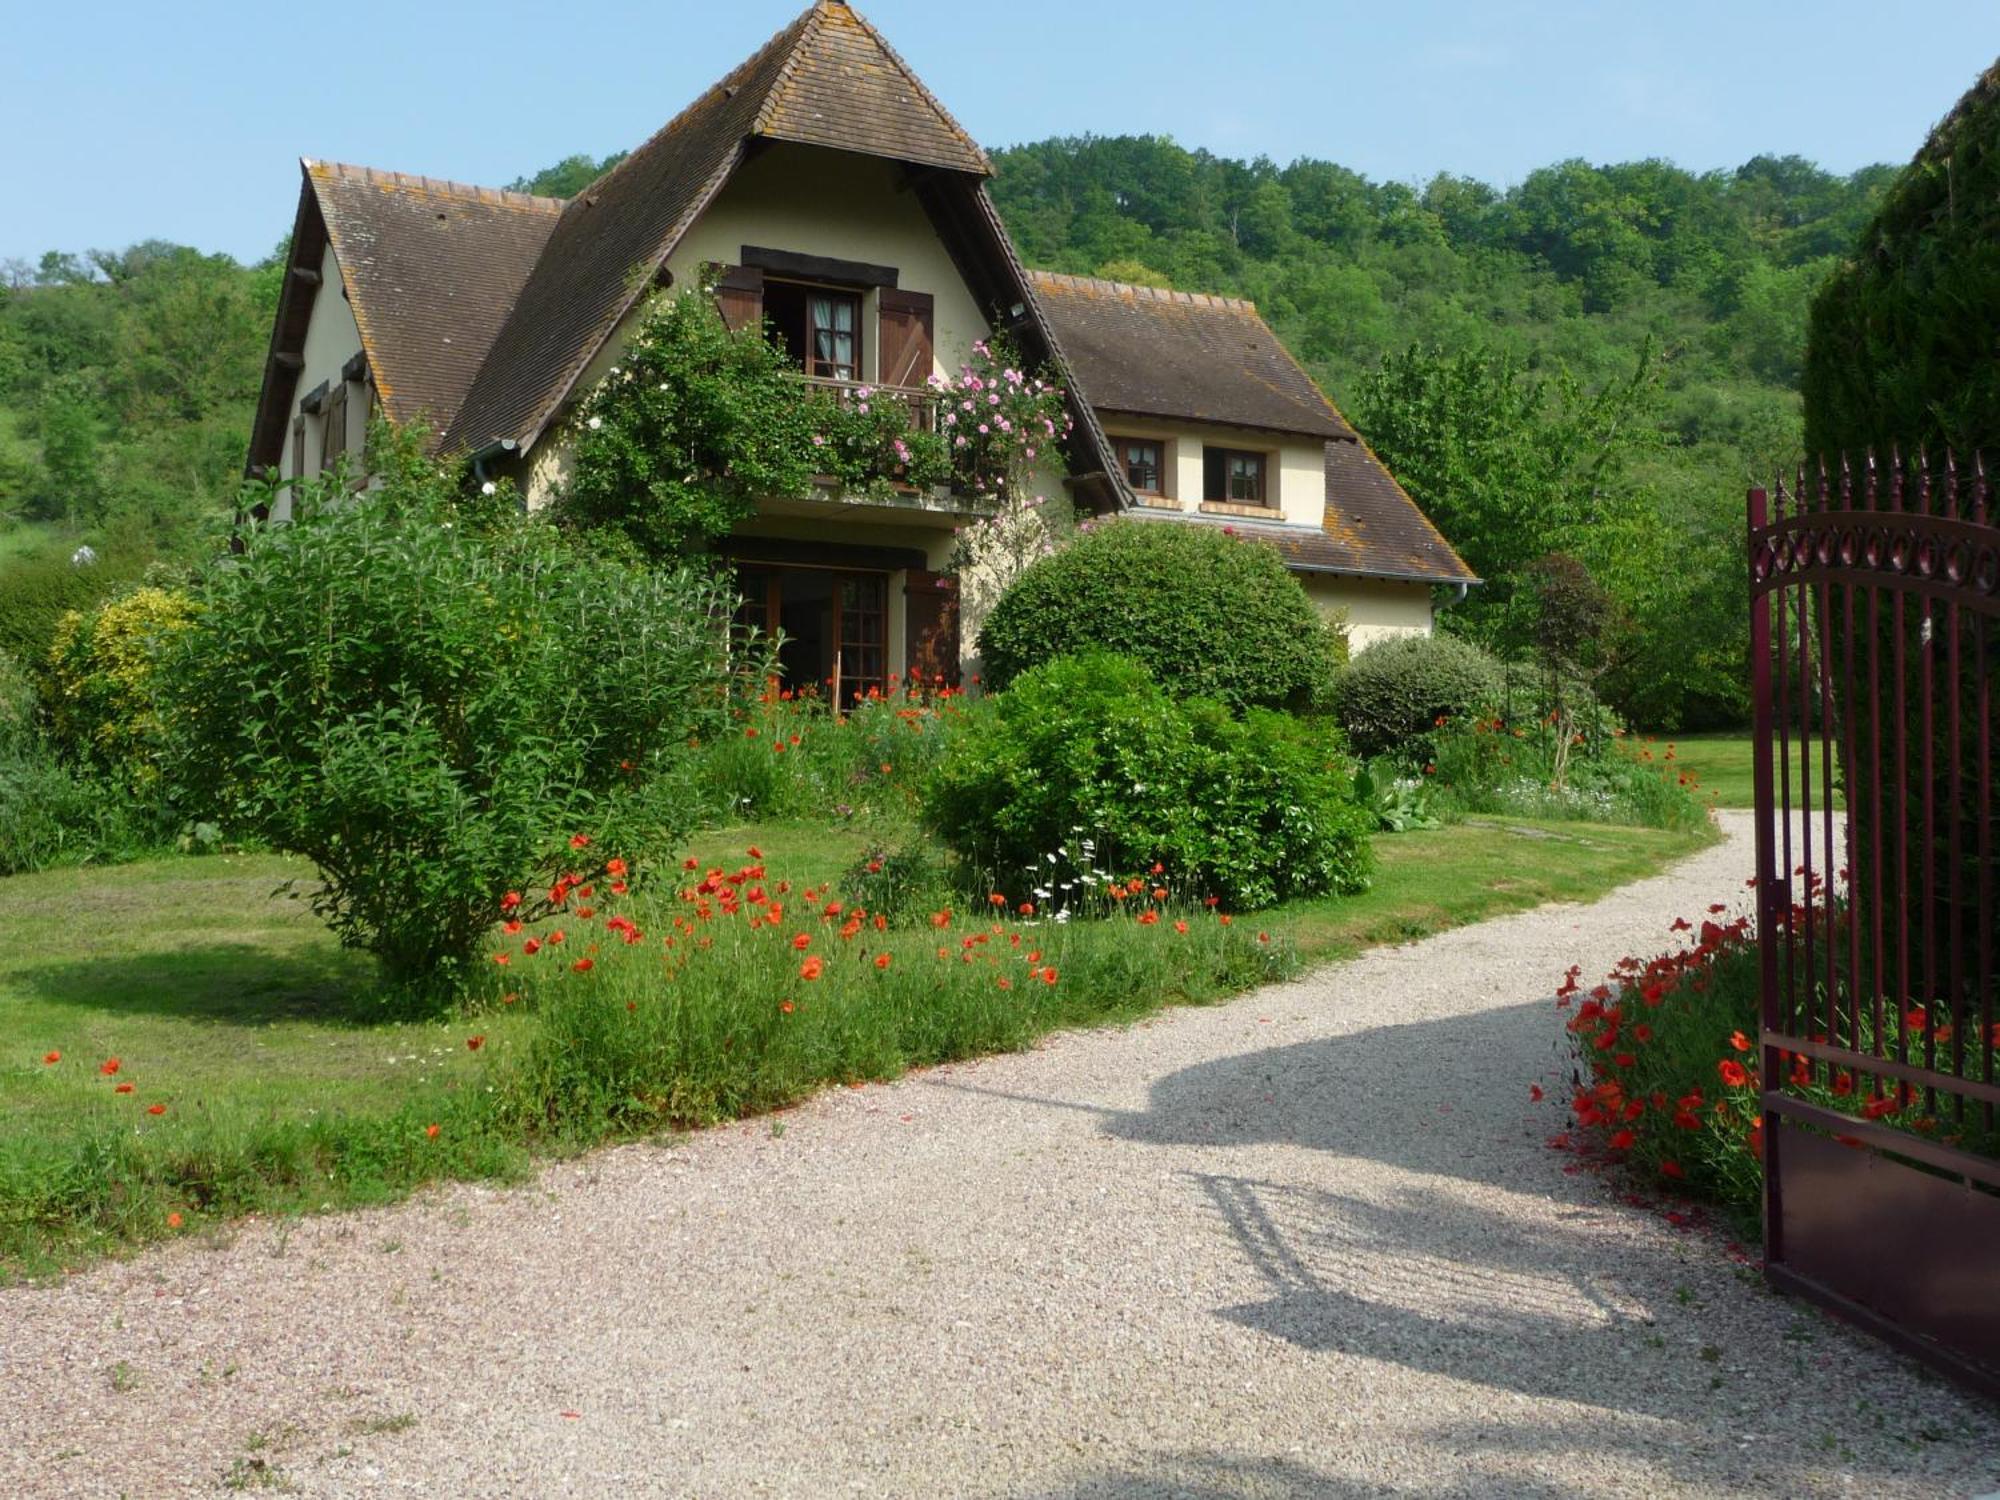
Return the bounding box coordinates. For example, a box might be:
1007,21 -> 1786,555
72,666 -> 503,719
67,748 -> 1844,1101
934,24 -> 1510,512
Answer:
559,287 -> 1070,561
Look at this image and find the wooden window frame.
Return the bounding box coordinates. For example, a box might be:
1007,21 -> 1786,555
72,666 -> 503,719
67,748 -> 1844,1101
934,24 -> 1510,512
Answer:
1204,446 -> 1270,506
765,279 -> 865,382
1111,436 -> 1166,497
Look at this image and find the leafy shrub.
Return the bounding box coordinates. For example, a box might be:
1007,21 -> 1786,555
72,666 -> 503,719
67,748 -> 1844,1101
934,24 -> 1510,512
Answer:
160,456 -> 743,990
1333,632 -> 1505,758
923,652 -> 1372,908
0,546 -> 152,668
44,585 -> 194,791
0,649 -> 151,874
976,520 -> 1347,710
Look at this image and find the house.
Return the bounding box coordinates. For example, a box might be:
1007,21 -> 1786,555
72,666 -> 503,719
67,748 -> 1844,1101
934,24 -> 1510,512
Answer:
246,0 -> 1474,697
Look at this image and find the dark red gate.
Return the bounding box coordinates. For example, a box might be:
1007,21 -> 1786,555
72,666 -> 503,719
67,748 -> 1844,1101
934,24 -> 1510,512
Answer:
1749,452 -> 2000,1397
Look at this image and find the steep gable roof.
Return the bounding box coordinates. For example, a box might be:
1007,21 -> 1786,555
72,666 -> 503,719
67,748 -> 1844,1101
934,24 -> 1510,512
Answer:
309,161 -> 563,433
1027,272 -> 1354,441
442,0 -> 988,455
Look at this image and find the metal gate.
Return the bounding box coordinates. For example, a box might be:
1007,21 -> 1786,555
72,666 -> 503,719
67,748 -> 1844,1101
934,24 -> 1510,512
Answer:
1749,453 -> 2000,1397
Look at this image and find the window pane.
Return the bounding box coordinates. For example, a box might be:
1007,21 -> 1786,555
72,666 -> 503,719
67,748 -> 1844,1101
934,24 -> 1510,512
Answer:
809,294 -> 858,379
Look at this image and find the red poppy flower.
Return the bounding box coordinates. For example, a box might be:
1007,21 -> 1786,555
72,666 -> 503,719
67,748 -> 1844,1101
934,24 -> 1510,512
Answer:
1019,902 -> 1035,917
1257,932 -> 1270,944
466,1035 -> 485,1051
1040,967 -> 1059,986
988,892 -> 1007,907
780,1000 -> 795,1014
1173,920 -> 1189,934
1729,1030 -> 1752,1053
522,938 -> 542,955
683,857 -> 699,871
114,1082 -> 134,1095
997,977 -> 1013,990
800,956 -> 824,981
792,932 -> 812,950
41,1051 -> 59,1065
167,1211 -> 184,1229
548,930 -> 566,945
1861,1094 -> 1900,1120
570,834 -> 591,849
1609,1129 -> 1636,1151
1660,1160 -> 1686,1180
747,845 -> 763,859
1718,1059 -> 1750,1088
425,1123 -> 440,1139
1219,914 -> 1232,927
100,1058 -> 120,1076
1138,911 -> 1160,926
501,891 -> 522,912
874,953 -> 892,971
606,857 -> 627,877
147,1103 -> 166,1116
572,957 -> 594,973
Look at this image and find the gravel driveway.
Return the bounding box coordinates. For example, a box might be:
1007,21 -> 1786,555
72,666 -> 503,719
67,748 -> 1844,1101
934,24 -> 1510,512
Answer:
5,811 -> 1998,1498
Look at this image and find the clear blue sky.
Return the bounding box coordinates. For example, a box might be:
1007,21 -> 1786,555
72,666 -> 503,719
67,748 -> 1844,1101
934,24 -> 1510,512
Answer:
4,0 -> 1994,266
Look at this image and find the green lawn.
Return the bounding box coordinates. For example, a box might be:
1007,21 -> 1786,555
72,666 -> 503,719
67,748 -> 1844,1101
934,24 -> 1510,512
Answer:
1626,732 -> 1844,811
0,813 -> 1712,1272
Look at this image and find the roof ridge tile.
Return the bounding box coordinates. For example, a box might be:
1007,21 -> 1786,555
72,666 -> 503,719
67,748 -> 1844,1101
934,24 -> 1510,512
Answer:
1028,268 -> 1258,314
306,158 -> 564,213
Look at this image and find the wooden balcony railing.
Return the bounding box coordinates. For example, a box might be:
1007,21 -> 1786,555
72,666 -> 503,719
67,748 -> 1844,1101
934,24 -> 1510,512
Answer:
797,375 -> 938,433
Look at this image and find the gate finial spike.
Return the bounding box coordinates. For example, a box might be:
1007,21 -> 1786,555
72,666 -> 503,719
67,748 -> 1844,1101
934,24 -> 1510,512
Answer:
1864,447 -> 1879,510
1974,450 -> 1988,523
1944,449 -> 1959,518
1890,442 -> 1905,512
1841,449 -> 1855,507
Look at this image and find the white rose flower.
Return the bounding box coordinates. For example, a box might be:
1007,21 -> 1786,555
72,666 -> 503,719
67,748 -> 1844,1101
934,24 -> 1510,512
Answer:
588,416 -> 603,430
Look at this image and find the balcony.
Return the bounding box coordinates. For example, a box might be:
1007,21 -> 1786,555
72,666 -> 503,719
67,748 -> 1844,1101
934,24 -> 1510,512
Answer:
797,375 -> 938,432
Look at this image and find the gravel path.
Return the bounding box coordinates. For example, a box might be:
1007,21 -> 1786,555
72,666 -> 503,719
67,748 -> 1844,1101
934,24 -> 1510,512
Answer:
6,811 -> 1998,1499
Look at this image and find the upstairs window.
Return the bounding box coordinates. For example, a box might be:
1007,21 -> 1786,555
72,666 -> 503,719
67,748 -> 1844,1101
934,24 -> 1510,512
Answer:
1115,438 -> 1164,496
764,280 -> 862,381
1203,446 -> 1268,506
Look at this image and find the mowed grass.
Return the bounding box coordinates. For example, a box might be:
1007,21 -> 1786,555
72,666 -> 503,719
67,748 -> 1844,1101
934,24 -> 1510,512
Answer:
1627,731 -> 1843,811
0,814 -> 1713,1273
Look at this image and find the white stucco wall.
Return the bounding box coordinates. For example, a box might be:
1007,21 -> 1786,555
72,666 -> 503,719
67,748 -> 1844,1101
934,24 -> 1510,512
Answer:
274,242 -> 365,517
1301,573 -> 1436,651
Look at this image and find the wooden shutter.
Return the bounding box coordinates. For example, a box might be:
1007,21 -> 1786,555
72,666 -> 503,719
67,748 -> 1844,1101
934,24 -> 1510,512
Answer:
903,569 -> 960,689
878,289 -> 934,389
321,383 -> 348,472
713,264 -> 765,334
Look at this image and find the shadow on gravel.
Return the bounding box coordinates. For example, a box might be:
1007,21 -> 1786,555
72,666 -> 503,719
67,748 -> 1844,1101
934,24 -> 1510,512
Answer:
928,1008 -> 2000,1492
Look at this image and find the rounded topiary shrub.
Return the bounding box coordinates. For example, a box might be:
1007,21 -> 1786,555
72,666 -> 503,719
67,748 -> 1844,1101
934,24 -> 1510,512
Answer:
1333,632 -> 1505,759
976,519 -> 1345,710
923,651 -> 1372,908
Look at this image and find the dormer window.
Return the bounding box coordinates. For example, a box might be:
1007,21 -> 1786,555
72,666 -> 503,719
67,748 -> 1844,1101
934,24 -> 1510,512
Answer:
1114,437 -> 1164,496
1204,446 -> 1268,506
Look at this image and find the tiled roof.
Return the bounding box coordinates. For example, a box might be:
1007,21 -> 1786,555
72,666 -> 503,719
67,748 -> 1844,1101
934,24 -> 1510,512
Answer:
1318,436 -> 1479,583
442,0 -> 989,454
305,161 -> 562,436
1028,271 -> 1354,441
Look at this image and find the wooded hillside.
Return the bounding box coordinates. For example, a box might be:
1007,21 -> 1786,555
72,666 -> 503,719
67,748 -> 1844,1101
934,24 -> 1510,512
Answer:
0,141 -> 1896,727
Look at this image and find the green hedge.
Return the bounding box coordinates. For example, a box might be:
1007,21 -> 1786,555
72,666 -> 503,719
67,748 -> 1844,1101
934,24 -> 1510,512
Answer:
976,519 -> 1346,710
1803,59 -> 2000,458
1332,632 -> 1505,759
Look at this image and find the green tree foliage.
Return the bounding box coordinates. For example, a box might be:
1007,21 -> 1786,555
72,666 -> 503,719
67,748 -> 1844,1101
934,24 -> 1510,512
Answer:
506,152 -> 627,199
976,518 -> 1346,710
161,433 -> 745,990
989,135 -> 1892,728
1804,60 -> 2000,458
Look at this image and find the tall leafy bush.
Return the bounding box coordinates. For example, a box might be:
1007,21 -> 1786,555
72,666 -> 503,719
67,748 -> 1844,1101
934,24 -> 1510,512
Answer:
161,455 -> 745,990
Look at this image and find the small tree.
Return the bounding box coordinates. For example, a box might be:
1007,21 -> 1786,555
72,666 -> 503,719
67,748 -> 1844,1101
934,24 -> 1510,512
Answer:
1525,551 -> 1615,789
163,436 -> 748,992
